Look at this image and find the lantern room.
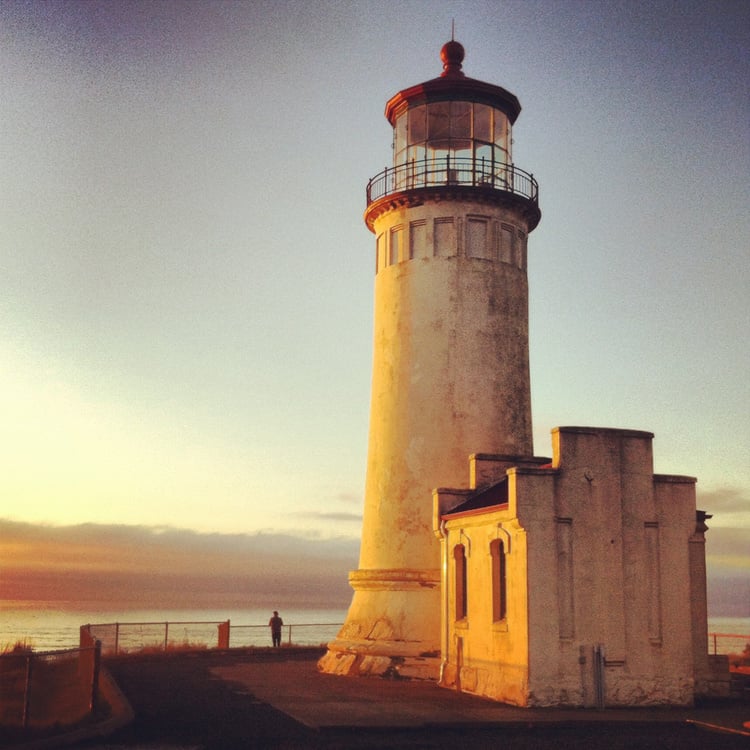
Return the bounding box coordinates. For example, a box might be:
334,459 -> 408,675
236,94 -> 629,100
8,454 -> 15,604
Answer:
392,98 -> 511,175
366,40 -> 539,231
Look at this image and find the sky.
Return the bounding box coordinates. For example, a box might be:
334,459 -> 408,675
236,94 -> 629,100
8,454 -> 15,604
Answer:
1,1 -> 748,614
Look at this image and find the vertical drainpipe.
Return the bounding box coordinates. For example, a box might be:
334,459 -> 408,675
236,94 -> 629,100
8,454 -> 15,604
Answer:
594,644 -> 606,709
437,519 -> 449,685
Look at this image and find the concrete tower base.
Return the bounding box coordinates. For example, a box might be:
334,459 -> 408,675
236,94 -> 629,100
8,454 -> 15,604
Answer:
318,568 -> 441,680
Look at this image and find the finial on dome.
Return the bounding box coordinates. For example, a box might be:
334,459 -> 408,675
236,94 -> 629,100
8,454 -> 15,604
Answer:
440,37 -> 465,78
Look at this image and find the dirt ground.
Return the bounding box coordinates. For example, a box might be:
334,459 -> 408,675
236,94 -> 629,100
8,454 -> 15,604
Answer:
58,649 -> 750,749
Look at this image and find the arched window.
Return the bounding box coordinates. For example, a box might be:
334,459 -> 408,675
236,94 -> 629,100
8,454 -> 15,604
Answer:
490,539 -> 507,621
453,544 -> 467,620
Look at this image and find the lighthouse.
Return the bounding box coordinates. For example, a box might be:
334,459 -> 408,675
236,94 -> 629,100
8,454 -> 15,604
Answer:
319,40 -> 542,678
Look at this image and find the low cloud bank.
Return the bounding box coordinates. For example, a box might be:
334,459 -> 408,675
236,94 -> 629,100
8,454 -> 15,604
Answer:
0,519 -> 359,610
2,515 -> 746,616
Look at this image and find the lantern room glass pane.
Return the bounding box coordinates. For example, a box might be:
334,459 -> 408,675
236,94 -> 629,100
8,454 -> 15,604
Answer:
408,105 -> 426,144
475,142 -> 492,163
428,101 -> 450,143
495,112 -> 510,154
450,101 -> 471,139
394,113 -> 407,157
474,143 -> 493,182
474,104 -> 492,141
407,144 -> 426,164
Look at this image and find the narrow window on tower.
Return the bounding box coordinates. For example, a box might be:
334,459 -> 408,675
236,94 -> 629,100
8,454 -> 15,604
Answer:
490,539 -> 507,622
376,233 -> 385,273
516,229 -> 527,269
434,217 -> 456,257
409,220 -> 426,260
466,217 -> 491,260
390,226 -> 403,264
454,544 -> 468,621
500,223 -> 514,265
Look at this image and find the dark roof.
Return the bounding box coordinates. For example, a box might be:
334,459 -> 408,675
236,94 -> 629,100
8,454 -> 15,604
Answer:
443,478 -> 509,517
384,41 -> 522,125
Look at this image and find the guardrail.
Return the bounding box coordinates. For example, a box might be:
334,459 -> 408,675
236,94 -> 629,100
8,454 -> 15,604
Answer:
80,620 -> 343,655
709,631 -> 750,656
82,621 -> 225,655
366,156 -> 538,205
226,622 -> 341,649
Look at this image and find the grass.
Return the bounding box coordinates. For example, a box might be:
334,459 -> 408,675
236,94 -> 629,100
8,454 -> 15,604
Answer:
1,638 -> 34,655
117,639 -> 210,655
728,643 -> 750,670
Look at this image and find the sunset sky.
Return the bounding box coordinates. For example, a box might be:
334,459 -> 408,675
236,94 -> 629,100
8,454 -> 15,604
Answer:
1,1 -> 747,614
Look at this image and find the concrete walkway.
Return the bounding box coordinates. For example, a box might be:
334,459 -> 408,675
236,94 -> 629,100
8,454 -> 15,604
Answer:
211,656 -> 750,736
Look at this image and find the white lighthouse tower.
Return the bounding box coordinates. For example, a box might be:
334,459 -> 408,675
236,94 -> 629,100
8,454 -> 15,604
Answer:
319,40 -> 541,678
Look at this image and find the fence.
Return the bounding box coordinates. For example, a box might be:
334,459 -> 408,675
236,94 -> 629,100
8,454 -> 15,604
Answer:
0,641 -> 100,729
81,620 -> 343,654
709,631 -> 750,656
82,620 -> 225,655
226,622 -> 341,649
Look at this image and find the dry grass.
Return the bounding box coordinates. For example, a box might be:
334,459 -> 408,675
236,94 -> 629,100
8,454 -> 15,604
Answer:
1,639 -> 34,655
728,642 -> 750,669
120,639 -> 209,655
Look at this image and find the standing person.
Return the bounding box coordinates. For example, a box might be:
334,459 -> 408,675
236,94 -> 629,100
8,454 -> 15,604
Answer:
269,610 -> 283,647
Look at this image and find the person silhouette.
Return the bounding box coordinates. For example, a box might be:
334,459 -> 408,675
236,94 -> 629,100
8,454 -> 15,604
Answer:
268,610 -> 283,647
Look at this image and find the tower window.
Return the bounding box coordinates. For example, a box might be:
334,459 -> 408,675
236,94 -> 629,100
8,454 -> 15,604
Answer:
434,217 -> 456,257
454,544 -> 468,621
500,224 -> 515,265
376,233 -> 386,273
490,539 -> 507,621
466,217 -> 491,260
390,227 -> 402,264
409,220 -> 426,260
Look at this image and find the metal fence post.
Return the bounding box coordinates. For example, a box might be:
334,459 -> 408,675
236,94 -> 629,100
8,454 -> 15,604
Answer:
217,620 -> 230,649
22,653 -> 32,729
90,640 -> 101,714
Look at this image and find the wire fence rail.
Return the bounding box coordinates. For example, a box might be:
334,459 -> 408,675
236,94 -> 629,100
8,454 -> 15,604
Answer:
227,622 -> 342,649
79,620 -> 748,658
709,632 -> 750,657
80,620 -> 343,655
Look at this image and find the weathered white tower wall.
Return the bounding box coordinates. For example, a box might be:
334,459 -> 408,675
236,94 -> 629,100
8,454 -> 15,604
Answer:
319,41 -> 541,678
362,200 -> 534,565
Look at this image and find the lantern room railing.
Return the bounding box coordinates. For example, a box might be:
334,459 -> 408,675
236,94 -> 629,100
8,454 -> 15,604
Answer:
366,155 -> 539,206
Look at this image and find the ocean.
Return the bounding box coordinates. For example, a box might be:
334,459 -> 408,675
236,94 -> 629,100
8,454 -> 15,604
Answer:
1,602 -> 748,656
0,602 -> 349,653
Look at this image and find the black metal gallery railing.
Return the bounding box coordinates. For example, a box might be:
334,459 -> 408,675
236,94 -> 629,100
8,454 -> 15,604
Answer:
366,156 -> 539,206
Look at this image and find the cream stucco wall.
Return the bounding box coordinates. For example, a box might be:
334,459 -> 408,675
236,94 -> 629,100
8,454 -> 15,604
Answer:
437,427 -> 709,707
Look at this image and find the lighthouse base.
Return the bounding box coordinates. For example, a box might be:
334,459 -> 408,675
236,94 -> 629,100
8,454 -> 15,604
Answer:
318,568 -> 442,681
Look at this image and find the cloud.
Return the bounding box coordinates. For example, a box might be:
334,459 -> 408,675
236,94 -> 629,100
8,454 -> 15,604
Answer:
697,486 -> 750,527
0,519 -> 359,609
703,524 -> 749,617
335,492 -> 362,505
706,527 -> 750,574
299,511 -> 363,523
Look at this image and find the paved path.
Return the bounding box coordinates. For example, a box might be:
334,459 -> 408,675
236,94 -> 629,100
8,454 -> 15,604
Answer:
14,648 -> 748,750
213,653 -> 750,735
